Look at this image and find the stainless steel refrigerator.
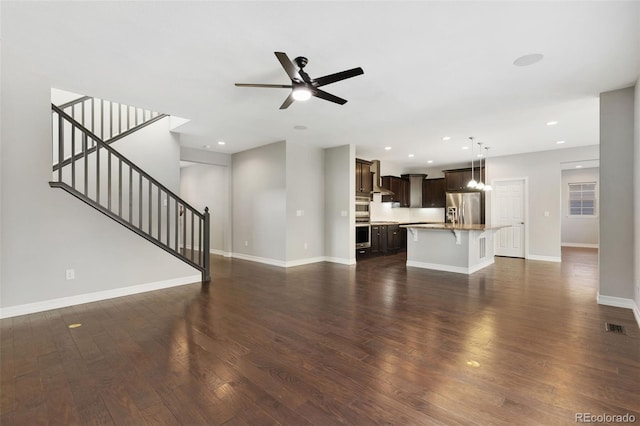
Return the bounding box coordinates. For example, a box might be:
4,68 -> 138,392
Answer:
445,192 -> 482,224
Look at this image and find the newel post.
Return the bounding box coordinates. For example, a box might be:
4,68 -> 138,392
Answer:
202,207 -> 211,283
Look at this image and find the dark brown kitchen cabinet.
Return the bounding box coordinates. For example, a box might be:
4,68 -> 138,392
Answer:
370,225 -> 384,255
369,224 -> 405,256
386,225 -> 402,252
381,176 -> 410,206
422,178 -> 446,208
356,247 -> 370,259
444,168 -> 483,191
356,159 -> 373,196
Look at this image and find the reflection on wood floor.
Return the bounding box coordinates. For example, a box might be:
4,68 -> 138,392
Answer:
1,247 -> 639,424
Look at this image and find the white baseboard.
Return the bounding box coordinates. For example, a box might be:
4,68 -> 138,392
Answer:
561,242 -> 599,249
229,253 -> 355,267
406,259 -> 493,275
597,293 -> 640,329
0,274 -> 202,319
526,254 -> 562,262
210,248 -> 232,258
230,252 -> 287,267
285,257 -> 328,267
468,258 -> 496,274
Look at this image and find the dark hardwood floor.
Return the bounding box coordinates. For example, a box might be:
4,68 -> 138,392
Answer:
1,247 -> 639,425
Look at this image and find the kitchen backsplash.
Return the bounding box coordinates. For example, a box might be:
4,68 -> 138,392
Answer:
370,194 -> 444,223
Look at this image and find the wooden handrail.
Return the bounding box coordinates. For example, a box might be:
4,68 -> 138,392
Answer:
52,104 -> 203,220
50,104 -> 210,282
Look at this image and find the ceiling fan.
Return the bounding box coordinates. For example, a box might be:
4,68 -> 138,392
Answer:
235,52 -> 364,109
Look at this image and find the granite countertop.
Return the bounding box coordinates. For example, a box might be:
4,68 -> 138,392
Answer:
400,223 -> 509,231
370,221 -> 444,226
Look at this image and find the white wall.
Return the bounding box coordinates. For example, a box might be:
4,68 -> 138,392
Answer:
487,145 -> 599,260
561,167 -> 599,247
286,142 -> 325,263
324,145 -> 355,264
0,49 -> 197,315
635,78 -> 640,318
599,87 -> 635,300
181,146 -> 231,167
180,163 -> 230,255
231,141 -> 287,263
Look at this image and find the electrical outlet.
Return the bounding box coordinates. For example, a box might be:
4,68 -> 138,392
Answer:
65,269 -> 75,280
340,210 -> 347,217
304,242 -> 308,250
244,240 -> 249,247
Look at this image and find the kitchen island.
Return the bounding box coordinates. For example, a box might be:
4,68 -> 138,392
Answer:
400,223 -> 508,274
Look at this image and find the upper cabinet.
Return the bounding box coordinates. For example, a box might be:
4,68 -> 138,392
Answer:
422,178 -> 446,208
356,158 -> 373,196
381,176 -> 410,206
444,167 -> 483,191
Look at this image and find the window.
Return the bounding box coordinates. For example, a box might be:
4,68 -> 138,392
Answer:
568,182 -> 596,216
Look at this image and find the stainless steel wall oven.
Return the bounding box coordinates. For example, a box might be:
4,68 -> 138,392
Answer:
355,223 -> 371,248
355,196 -> 370,223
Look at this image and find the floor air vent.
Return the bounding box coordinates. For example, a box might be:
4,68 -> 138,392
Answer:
604,323 -> 626,334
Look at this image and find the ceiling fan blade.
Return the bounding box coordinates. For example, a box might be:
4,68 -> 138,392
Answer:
279,92 -> 295,110
235,83 -> 292,88
274,52 -> 301,81
313,89 -> 347,105
313,67 -> 364,87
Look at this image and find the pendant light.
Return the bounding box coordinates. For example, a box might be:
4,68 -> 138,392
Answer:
483,146 -> 492,191
467,137 -> 477,188
476,142 -> 485,190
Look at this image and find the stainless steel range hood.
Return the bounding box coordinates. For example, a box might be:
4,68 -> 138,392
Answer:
370,160 -> 394,195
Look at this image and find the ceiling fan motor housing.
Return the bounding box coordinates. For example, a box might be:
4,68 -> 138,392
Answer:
294,56 -> 308,69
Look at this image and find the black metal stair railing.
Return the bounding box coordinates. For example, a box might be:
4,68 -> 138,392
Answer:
53,96 -> 169,172
50,104 -> 210,283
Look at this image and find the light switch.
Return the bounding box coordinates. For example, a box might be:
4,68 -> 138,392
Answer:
544,211 -> 550,217
340,210 -> 347,217
296,210 -> 304,217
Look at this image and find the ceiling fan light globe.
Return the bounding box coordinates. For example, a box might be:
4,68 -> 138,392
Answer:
292,88 -> 312,101
483,185 -> 493,191
467,179 -> 477,188
476,182 -> 485,190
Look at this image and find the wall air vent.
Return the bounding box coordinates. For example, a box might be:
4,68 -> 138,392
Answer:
479,237 -> 486,259
604,323 -> 626,334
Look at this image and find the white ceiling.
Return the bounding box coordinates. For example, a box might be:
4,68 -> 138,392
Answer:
3,1 -> 639,168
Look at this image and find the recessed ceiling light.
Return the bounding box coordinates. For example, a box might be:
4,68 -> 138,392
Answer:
546,121 -> 558,126
576,165 -> 583,168
556,140 -> 566,144
293,125 -> 307,130
427,160 -> 433,164
384,146 -> 392,150
513,53 -> 544,67
217,141 -> 226,145
203,144 -> 211,149
462,146 -> 469,150
442,136 -> 451,141
477,154 -> 484,158
408,154 -> 415,158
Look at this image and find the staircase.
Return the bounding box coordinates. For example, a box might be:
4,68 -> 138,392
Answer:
49,96 -> 210,283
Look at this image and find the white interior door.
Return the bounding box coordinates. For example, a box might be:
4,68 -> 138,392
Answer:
493,179 -> 525,258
